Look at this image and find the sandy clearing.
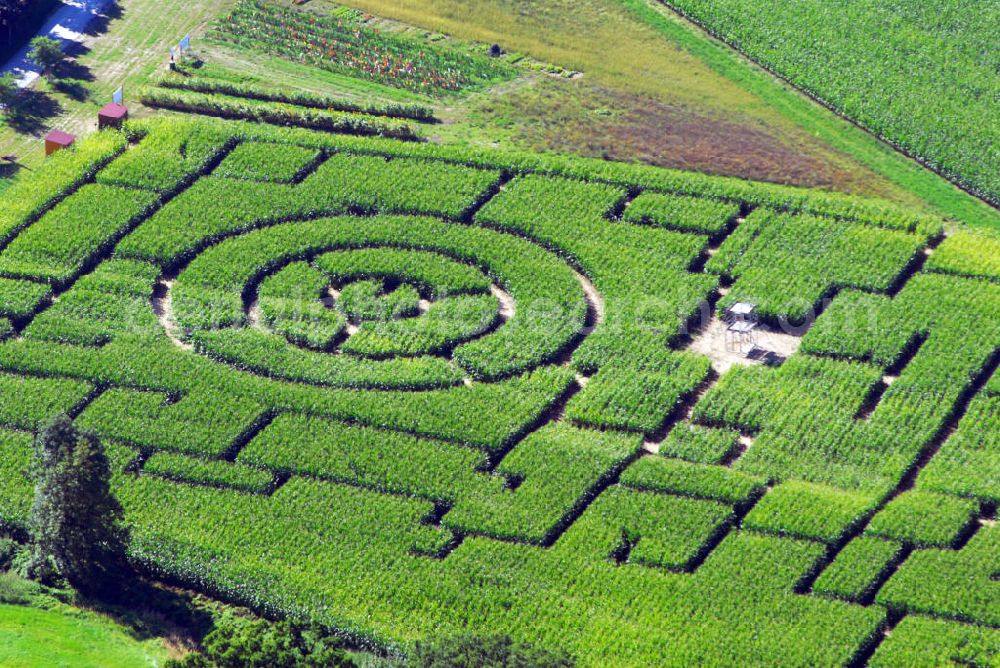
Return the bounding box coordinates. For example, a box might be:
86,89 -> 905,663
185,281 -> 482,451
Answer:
151,280 -> 192,351
490,284 -> 515,320
571,269 -> 604,351
688,315 -> 801,375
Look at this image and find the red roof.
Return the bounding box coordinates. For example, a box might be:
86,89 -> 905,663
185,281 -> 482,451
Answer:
98,102 -> 128,118
45,130 -> 76,145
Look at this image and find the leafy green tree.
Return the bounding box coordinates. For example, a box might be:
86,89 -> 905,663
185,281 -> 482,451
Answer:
167,615 -> 355,668
27,36 -> 64,78
26,414 -> 130,598
413,634 -> 575,668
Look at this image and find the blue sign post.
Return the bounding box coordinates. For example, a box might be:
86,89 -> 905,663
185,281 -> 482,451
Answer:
112,86 -> 123,105
179,34 -> 191,52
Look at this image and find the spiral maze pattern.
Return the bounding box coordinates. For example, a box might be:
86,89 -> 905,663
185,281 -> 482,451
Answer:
168,214 -> 590,390
0,118 -> 998,664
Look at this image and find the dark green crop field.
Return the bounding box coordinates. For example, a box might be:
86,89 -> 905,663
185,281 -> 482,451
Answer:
0,0 -> 998,663
0,114 -> 996,665
661,0 -> 1000,207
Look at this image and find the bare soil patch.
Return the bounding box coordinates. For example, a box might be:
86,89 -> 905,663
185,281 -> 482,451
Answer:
688,315 -> 801,375
152,280 -> 192,351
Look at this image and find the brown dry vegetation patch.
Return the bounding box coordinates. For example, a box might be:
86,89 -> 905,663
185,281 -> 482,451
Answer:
472,79 -> 857,190
340,0 -> 897,197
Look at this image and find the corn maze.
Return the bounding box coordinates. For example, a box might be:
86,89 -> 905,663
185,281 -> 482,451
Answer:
0,116 -> 997,665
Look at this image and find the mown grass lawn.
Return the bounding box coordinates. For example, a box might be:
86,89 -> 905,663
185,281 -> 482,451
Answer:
0,604 -> 169,668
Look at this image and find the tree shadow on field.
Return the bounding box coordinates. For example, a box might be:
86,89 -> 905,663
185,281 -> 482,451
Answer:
4,90 -> 63,135
82,575 -> 215,650
0,160 -> 21,180
52,79 -> 90,102
83,1 -> 124,37
50,49 -> 96,103
52,78 -> 90,101
53,56 -> 95,83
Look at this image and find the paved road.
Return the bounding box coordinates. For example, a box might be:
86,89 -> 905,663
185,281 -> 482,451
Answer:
2,0 -> 117,88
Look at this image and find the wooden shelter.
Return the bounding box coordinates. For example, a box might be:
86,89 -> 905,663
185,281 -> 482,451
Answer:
98,103 -> 128,130
44,130 -> 75,156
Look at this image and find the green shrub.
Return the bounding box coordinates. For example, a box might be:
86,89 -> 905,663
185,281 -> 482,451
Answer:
413,634 -> 573,668
27,37 -> 64,76
0,571 -> 39,605
26,415 -> 130,598
168,614 -> 354,667
0,537 -> 21,571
